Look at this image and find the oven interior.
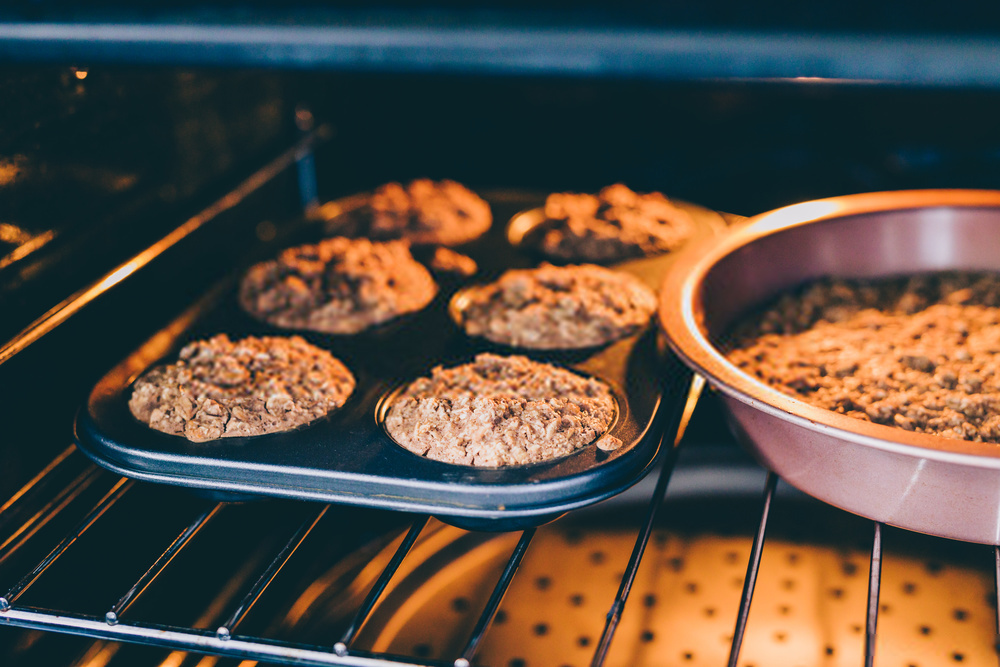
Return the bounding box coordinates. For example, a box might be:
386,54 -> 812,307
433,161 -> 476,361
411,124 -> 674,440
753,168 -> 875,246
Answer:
2,33 -> 1000,667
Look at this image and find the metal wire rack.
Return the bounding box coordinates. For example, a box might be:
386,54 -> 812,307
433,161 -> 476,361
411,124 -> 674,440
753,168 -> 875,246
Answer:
1,118 -> 998,667
3,375 -> 992,667
4,396 -> 674,667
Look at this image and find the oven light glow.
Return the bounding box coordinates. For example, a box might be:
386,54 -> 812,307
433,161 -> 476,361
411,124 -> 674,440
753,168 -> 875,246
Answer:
98,260 -> 143,291
154,652 -> 188,667
0,222 -> 33,244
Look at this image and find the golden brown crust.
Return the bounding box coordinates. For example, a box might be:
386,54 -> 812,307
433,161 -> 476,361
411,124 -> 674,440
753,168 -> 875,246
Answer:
327,179 -> 492,247
728,272 -> 1000,443
540,184 -> 694,262
239,237 -> 437,334
458,264 -> 656,349
384,353 -> 616,467
128,335 -> 355,442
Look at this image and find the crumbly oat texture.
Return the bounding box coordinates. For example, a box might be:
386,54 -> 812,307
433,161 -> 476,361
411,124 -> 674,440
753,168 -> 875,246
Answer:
458,264 -> 657,349
239,237 -> 437,334
540,184 -> 694,263
727,272 -> 1000,443
429,246 -> 478,277
327,179 -> 492,247
384,353 -> 616,467
129,334 -> 355,443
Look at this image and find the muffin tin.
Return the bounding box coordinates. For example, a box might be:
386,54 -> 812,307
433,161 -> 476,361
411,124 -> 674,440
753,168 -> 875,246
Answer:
75,190 -> 725,530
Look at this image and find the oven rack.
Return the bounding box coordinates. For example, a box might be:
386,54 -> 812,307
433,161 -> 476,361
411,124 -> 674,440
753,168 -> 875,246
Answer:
2,376 -> 992,667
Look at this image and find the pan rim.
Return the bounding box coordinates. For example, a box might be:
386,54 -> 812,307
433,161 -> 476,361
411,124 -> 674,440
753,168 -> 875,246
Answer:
660,188 -> 1000,468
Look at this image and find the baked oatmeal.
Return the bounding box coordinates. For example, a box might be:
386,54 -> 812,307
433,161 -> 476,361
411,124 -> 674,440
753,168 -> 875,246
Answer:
457,263 -> 657,349
239,237 -> 437,334
326,179 -> 492,246
384,353 -> 616,467
727,272 -> 1000,443
429,246 -> 478,278
539,184 -> 694,262
129,334 -> 355,443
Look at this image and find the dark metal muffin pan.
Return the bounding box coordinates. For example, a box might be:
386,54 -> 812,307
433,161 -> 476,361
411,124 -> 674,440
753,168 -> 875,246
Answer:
75,190 -> 724,530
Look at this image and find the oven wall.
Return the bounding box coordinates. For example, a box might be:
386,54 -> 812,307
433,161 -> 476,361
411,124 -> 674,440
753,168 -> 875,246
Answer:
300,75 -> 1000,214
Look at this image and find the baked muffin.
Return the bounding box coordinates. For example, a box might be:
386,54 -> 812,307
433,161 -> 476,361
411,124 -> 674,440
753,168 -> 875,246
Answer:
129,334 -> 355,442
457,264 -> 657,349
539,184 -> 694,262
327,179 -> 492,246
239,237 -> 437,334
384,353 -> 616,467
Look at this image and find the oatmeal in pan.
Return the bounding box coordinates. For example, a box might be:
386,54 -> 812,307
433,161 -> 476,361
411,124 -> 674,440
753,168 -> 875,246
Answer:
384,353 -> 616,467
129,334 -> 355,443
429,246 -> 478,278
727,272 -> 1000,443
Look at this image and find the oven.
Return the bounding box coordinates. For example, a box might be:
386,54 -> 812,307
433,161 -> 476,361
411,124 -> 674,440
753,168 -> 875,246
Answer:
2,6 -> 1000,667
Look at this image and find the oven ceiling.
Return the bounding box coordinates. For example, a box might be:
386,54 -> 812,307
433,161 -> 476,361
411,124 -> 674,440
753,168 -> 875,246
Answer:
0,4 -> 998,85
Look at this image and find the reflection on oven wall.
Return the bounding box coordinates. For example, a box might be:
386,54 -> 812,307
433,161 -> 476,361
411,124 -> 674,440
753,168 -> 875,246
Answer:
300,77 -> 1000,213
0,68 -> 290,344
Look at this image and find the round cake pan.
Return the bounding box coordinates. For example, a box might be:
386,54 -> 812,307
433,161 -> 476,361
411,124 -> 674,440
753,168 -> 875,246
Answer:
660,189 -> 1000,545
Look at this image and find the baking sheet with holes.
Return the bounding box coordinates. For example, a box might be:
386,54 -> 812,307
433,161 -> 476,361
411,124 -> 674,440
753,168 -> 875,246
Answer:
75,190 -> 725,530
357,520 -> 996,666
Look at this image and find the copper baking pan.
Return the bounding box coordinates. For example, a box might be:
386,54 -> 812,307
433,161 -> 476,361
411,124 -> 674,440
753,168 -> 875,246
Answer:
660,189 -> 1000,544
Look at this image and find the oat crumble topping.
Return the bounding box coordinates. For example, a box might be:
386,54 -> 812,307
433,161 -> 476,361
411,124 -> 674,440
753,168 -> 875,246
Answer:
129,334 -> 355,442
727,272 -> 1000,443
384,353 -> 616,466
458,263 -> 656,349
239,237 -> 437,334
540,184 -> 694,263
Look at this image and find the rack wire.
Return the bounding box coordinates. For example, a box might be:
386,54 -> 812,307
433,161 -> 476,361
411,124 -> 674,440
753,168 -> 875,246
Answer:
0,392 -> 946,667
0,364 -> 919,667
0,330 -> 990,667
0,374 -> 697,667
